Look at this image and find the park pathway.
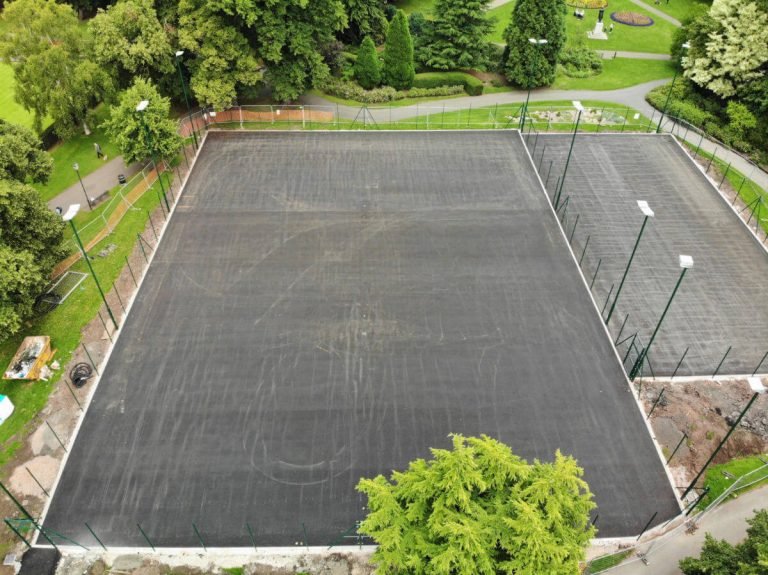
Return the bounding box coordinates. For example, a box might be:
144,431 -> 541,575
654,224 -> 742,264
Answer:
597,50 -> 672,60
48,155 -> 141,213
629,0 -> 683,26
606,485 -> 768,574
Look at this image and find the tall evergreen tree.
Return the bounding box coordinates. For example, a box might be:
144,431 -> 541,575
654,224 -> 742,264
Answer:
354,36 -> 381,89
502,0 -> 566,88
421,0 -> 494,70
381,9 -> 414,90
358,434 -> 596,574
342,0 -> 388,43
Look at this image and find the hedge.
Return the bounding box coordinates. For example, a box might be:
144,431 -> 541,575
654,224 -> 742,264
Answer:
321,78 -> 465,103
413,72 -> 484,96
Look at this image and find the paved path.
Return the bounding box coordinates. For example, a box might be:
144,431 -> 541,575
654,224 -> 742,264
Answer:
608,485 -> 768,574
598,50 -> 672,60
629,0 -> 682,26
48,155 -> 141,213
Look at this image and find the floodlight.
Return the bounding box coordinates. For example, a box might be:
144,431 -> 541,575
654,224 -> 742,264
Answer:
528,38 -> 548,45
73,163 -> 79,171
682,42 -> 690,50
62,204 -> 80,222
572,100 -> 584,112
637,200 -> 654,218
209,111 -> 216,117
748,377 -> 766,394
679,255 -> 694,269
136,100 -> 149,112
175,50 -> 184,57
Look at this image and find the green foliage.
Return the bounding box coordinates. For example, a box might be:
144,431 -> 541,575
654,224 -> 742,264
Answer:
382,10 -> 415,90
0,0 -> 114,139
177,0 -> 262,109
0,178 -> 67,341
343,0 -> 389,43
321,77 -> 463,102
104,78 -> 182,164
503,0 -> 567,88
726,101 -> 757,138
0,120 -> 53,184
420,0 -> 494,70
89,0 -> 174,90
558,45 -> 603,79
358,434 -> 596,575
354,36 -> 382,89
413,71 -> 484,95
680,509 -> 768,575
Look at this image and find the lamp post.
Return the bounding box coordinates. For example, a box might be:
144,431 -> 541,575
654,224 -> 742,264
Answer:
520,38 -> 548,130
656,42 -> 690,134
629,255 -> 693,380
136,100 -> 171,212
73,163 -> 91,210
63,204 -> 118,330
605,201 -> 655,324
680,377 -> 766,501
174,50 -> 198,150
554,100 -> 584,209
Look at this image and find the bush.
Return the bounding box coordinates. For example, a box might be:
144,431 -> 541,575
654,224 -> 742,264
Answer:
646,84 -> 716,126
413,72 -> 484,95
354,37 -> 381,89
321,78 -> 464,103
558,45 -> 603,78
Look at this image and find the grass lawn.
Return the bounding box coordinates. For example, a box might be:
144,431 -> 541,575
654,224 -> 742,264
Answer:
0,63 -> 42,130
552,58 -> 674,90
697,455 -> 768,509
32,105 -> 120,203
585,550 -> 632,574
394,0 -> 435,16
648,0 -> 711,22
0,178 -> 166,469
489,0 -> 678,53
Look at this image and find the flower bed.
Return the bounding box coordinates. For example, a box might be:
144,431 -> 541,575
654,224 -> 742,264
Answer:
566,0 -> 608,8
610,11 -> 654,26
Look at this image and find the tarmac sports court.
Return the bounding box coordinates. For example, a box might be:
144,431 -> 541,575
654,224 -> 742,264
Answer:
42,130 -> 709,547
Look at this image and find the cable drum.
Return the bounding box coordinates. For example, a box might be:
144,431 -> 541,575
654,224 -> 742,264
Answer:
70,363 -> 93,388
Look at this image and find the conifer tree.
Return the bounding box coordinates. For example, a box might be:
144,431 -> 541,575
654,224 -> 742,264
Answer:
502,0 -> 566,88
354,36 -> 381,89
381,9 -> 415,90
422,0 -> 494,70
358,434 -> 596,574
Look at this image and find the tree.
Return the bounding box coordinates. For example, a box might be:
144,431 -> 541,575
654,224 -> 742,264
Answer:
0,121 -> 53,184
357,434 -> 596,575
680,509 -> 768,574
0,0 -> 114,138
381,9 -> 414,90
502,0 -> 566,88
420,0 -> 494,70
684,0 -> 768,99
342,0 -> 388,43
177,0 -> 262,109
104,78 -> 182,164
354,36 -> 381,89
0,246 -> 44,341
89,0 -> 174,90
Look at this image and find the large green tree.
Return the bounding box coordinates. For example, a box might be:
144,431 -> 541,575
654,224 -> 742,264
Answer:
342,0 -> 388,43
358,434 -> 596,575
89,0 -> 174,90
0,0 -> 114,138
354,36 -> 381,89
0,178 -> 67,340
420,0 -> 494,70
104,78 -> 182,163
0,121 -> 53,184
381,9 -> 414,90
684,0 -> 768,99
679,509 -> 768,574
502,0 -> 566,88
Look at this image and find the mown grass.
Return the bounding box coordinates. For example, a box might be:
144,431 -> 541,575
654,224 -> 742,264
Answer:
648,0 -> 711,22
0,178 -> 166,469
697,455 -> 768,509
32,105 -> 121,203
552,58 -> 674,90
585,549 -> 633,573
0,63 -> 42,130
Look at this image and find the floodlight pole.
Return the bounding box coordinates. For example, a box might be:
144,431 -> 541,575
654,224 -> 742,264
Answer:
69,219 -> 119,330
605,203 -> 654,324
629,258 -> 692,380
520,38 -> 548,130
680,385 -> 764,501
174,50 -> 199,150
656,43 -> 689,134
73,164 -> 91,210
136,101 -> 171,212
554,103 -> 583,210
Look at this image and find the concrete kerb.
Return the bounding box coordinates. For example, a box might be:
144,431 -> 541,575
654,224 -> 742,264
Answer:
516,130 -> 685,524
32,133 -> 210,550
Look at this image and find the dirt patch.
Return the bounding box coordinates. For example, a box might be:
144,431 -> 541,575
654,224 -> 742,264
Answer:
641,376 -> 768,492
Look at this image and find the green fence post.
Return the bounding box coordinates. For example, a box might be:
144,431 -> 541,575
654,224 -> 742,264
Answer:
302,522 -> 309,547
711,346 -> 732,378
578,235 -> 590,267
600,283 -> 615,316
97,311 -> 114,343
589,258 -> 602,291
671,346 -> 689,379
85,522 -> 107,551
705,148 -> 718,174
63,379 -> 84,412
666,432 -> 688,464
192,523 -> 207,551
246,523 -> 257,551
0,481 -> 57,548
137,233 -> 149,262
753,350 -> 768,375
25,467 -> 49,497
647,387 -> 665,418
718,162 -> 732,189
4,519 -> 31,548
569,214 -> 579,244
125,256 -> 138,287
137,523 -> 155,551
614,313 -> 630,345
81,343 -> 99,376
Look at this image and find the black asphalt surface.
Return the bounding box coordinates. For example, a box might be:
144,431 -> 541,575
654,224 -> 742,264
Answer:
531,134 -> 768,376
43,131 -> 679,547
